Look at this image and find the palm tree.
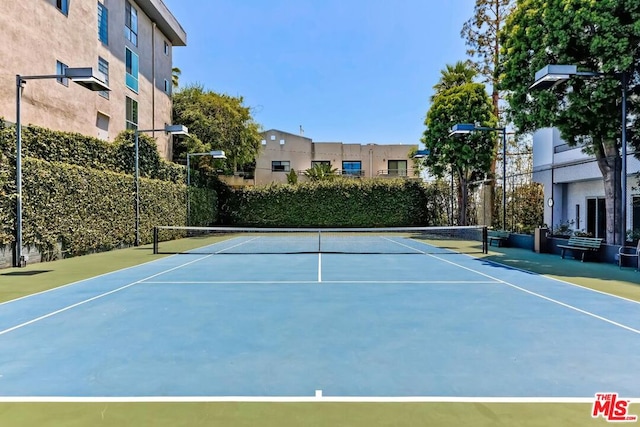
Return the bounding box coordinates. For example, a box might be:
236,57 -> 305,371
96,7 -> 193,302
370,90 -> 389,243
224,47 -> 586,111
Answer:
431,61 -> 477,100
172,67 -> 181,89
304,163 -> 338,181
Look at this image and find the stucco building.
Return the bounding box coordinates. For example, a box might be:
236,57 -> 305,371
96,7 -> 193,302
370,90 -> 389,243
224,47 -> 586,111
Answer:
254,129 -> 419,185
0,0 -> 186,159
532,128 -> 640,240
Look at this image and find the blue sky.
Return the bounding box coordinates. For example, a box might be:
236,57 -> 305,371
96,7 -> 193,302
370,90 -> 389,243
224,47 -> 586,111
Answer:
163,0 -> 476,145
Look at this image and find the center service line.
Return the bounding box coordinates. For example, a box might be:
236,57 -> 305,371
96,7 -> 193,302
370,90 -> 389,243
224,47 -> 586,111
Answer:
318,253 -> 322,283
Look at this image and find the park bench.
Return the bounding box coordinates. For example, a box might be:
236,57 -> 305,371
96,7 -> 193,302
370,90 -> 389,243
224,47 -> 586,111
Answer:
488,230 -> 510,247
557,236 -> 603,262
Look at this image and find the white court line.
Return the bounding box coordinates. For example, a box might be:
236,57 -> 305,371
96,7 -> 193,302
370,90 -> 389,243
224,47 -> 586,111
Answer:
477,254 -> 640,306
0,395 -> 632,403
412,237 -> 640,306
0,254 -> 216,337
213,236 -> 261,254
318,253 -> 322,283
141,280 -> 499,285
415,249 -> 640,335
380,236 -> 426,253
0,251 -> 187,308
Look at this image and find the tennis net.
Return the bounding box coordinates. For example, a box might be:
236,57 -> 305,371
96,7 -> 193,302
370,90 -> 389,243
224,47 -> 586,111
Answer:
153,225 -> 488,255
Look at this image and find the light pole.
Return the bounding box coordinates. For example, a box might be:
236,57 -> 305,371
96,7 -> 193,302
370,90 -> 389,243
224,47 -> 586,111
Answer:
450,123 -> 507,230
134,125 -> 189,246
530,64 -> 628,244
186,150 -> 226,225
14,67 -> 109,267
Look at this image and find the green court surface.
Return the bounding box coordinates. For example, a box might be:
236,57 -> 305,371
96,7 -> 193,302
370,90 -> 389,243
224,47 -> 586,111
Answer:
0,242 -> 638,426
0,402 -> 615,427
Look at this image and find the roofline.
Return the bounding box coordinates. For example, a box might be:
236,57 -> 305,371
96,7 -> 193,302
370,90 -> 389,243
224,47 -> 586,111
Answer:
136,0 -> 187,46
262,130 -> 418,147
262,129 -> 313,141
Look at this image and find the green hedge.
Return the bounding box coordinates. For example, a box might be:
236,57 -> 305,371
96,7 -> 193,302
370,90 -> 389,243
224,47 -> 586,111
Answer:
225,179 -> 446,227
20,158 -> 215,257
1,119 -> 184,183
0,120 -> 217,259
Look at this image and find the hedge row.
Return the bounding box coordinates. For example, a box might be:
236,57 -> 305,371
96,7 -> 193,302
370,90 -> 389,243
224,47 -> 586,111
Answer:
13,158 -> 216,257
0,120 -> 217,259
0,119 -> 185,183
224,179 -> 447,227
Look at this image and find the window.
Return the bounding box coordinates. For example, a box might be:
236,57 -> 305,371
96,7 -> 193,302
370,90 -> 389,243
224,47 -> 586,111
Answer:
164,79 -> 171,95
164,41 -> 170,56
56,61 -> 68,86
125,48 -> 139,92
98,2 -> 108,44
388,160 -> 408,176
98,57 -> 109,99
56,0 -> 69,15
125,1 -> 138,46
342,161 -> 362,176
586,197 -> 606,239
272,161 -> 290,172
126,97 -> 138,130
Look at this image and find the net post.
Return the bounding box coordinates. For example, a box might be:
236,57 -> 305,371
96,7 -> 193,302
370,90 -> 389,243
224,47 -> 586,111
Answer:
153,226 -> 158,254
482,226 -> 488,254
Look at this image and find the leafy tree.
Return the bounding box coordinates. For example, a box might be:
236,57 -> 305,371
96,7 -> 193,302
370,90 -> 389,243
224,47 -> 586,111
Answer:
461,0 -> 514,110
461,0 -> 515,226
172,84 -> 263,176
499,0 -> 640,244
422,62 -> 497,225
304,163 -> 339,181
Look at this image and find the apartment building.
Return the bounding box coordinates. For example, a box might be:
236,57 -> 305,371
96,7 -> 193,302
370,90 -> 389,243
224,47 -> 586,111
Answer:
256,129 -> 419,185
532,128 -> 640,239
0,0 -> 186,159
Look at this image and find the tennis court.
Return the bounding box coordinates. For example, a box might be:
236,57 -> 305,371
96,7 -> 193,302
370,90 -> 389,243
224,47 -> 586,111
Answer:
0,226 -> 639,402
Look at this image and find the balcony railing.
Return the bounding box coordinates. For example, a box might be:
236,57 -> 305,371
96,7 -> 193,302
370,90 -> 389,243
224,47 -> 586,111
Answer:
376,169 -> 417,178
340,170 -> 365,177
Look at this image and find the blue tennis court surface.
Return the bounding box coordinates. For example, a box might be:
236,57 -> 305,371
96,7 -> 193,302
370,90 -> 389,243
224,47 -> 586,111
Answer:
1,235 -> 640,399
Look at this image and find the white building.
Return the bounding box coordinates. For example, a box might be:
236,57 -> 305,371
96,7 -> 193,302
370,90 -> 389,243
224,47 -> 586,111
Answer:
532,128 -> 640,240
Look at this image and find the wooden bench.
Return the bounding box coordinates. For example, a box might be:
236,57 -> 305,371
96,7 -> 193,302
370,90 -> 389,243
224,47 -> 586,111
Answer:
488,230 -> 510,247
557,236 -> 603,262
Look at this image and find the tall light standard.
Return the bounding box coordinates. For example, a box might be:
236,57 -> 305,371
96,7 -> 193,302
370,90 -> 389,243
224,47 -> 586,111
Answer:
530,64 -> 628,245
14,67 -> 110,267
450,123 -> 508,231
134,125 -> 189,246
186,150 -> 226,225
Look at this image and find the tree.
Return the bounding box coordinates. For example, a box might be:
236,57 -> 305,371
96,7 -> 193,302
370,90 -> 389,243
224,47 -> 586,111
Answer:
304,163 -> 339,181
461,0 -> 515,227
422,62 -> 497,225
172,84 -> 263,175
432,62 -> 478,94
500,0 -> 640,244
172,67 -> 181,89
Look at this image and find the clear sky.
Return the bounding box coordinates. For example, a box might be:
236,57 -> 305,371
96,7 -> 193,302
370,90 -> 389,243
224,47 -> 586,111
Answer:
162,0 -> 476,145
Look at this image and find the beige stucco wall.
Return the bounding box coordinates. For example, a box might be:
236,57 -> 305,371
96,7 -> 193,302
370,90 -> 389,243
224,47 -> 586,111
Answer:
0,0 -> 183,159
256,129 -> 418,184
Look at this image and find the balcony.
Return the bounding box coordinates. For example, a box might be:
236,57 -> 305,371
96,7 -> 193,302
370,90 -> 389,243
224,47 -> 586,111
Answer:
376,169 -> 418,179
